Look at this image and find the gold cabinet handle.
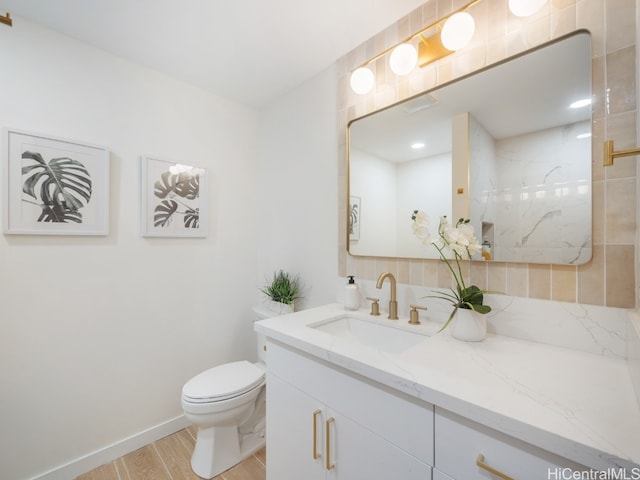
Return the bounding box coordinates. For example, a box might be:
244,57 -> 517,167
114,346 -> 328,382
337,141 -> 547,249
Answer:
476,454 -> 515,480
325,417 -> 335,470
312,409 -> 321,459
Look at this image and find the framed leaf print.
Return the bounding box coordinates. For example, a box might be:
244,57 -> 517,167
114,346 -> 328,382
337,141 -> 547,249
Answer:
4,129 -> 110,235
349,195 -> 360,241
141,156 -> 207,238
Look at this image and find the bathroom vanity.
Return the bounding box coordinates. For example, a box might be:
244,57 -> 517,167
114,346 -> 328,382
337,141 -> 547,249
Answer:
255,303 -> 640,480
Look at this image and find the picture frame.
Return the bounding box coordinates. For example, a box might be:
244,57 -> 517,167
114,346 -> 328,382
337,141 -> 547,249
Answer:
140,156 -> 207,238
349,195 -> 361,241
4,129 -> 110,235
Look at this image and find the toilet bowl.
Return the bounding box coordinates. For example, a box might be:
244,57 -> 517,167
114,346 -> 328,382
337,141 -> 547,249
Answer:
181,305 -> 278,479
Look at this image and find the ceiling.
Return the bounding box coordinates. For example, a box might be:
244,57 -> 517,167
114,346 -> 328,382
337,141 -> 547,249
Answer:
0,0 -> 427,109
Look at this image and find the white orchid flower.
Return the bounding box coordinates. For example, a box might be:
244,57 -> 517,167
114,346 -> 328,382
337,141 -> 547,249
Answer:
457,222 -> 481,255
411,210 -> 433,245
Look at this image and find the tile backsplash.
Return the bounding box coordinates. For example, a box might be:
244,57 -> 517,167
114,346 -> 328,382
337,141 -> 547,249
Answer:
337,0 -> 637,308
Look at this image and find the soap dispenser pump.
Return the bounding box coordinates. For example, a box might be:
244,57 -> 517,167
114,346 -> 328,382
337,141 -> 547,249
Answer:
345,275 -> 360,311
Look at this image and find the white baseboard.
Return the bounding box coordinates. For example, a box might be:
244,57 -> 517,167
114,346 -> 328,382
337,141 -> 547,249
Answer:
29,415 -> 190,480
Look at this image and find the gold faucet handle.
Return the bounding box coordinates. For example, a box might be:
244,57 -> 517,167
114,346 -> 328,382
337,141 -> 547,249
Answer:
366,297 -> 380,316
408,304 -> 428,325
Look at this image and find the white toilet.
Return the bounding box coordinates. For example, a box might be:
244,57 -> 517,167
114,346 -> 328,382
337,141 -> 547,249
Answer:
181,305 -> 275,479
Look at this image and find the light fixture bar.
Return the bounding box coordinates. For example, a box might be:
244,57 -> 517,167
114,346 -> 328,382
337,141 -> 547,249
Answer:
349,0 -> 547,94
353,0 -> 480,70
418,31 -> 453,67
0,12 -> 12,27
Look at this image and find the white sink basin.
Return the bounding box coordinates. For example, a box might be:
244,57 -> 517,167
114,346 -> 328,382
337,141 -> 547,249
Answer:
310,315 -> 429,354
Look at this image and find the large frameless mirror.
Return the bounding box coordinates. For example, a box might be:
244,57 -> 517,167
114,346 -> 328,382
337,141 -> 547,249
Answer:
348,31 -> 592,265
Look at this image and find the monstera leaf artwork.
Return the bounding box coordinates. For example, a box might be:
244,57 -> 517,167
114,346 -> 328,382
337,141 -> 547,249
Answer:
141,156 -> 207,237
153,168 -> 200,229
21,151 -> 92,223
5,130 -> 109,235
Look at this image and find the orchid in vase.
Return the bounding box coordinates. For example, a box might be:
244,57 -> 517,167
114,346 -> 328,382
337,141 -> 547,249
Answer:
411,210 -> 494,333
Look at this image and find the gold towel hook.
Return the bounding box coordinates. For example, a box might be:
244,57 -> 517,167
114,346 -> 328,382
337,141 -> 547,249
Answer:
0,12 -> 12,27
604,140 -> 640,167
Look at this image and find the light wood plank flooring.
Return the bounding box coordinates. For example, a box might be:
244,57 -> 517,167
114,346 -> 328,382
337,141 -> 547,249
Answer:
75,426 -> 266,480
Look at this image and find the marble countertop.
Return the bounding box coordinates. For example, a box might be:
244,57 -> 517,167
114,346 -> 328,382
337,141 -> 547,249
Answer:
255,303 -> 640,471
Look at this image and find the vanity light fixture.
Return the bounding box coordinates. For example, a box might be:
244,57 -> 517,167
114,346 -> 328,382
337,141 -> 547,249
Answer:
508,0 -> 546,17
440,12 -> 475,51
349,0 -> 548,95
389,43 -> 419,75
350,66 -> 375,95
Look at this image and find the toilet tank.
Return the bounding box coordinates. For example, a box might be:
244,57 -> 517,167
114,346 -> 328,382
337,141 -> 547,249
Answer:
252,303 -> 294,364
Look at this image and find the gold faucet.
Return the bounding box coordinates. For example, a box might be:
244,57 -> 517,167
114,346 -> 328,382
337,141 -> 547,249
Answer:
376,272 -> 398,320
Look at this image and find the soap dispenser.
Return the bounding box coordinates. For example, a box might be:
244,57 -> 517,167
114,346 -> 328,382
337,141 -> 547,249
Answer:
481,238 -> 492,261
345,275 -> 360,311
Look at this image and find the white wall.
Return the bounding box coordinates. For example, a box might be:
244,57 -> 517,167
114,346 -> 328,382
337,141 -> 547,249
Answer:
349,148 -> 397,256
0,18 -> 262,480
397,153 -> 451,258
257,64 -> 338,310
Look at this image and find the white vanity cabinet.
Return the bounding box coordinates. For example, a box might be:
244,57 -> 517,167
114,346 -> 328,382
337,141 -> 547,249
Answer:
266,341 -> 434,480
434,408 -> 588,480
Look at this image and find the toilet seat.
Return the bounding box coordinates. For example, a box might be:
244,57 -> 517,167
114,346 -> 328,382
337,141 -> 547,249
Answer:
182,361 -> 264,404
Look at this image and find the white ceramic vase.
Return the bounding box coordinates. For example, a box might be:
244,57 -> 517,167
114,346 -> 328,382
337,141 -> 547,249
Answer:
262,299 -> 294,316
450,308 -> 487,342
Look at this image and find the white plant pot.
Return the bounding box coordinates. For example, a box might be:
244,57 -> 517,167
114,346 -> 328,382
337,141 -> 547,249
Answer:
262,299 -> 294,316
450,308 -> 487,342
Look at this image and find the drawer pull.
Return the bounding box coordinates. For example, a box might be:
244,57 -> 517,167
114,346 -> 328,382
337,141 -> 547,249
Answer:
312,409 -> 321,459
325,417 -> 335,470
476,454 -> 515,480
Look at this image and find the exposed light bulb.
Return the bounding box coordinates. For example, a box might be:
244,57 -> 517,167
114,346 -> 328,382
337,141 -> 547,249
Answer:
350,67 -> 374,95
441,12 -> 475,51
508,0 -> 546,17
389,43 -> 418,76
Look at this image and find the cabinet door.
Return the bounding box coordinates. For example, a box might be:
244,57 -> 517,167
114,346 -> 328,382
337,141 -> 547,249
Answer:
266,373 -> 325,480
268,340 -> 434,466
327,409 -> 433,480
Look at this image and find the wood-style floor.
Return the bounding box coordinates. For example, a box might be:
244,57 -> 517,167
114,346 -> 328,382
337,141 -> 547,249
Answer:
75,426 -> 266,480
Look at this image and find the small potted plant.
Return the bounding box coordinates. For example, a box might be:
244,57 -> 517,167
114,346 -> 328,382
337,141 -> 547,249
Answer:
260,270 -> 301,314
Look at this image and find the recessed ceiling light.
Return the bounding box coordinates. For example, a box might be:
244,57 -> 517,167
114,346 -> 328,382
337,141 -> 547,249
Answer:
411,142 -> 425,149
570,98 -> 591,109
576,133 -> 591,139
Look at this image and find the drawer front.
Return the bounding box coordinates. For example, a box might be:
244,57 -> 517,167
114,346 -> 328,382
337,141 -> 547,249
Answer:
268,340 -> 434,465
435,408 -> 586,480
